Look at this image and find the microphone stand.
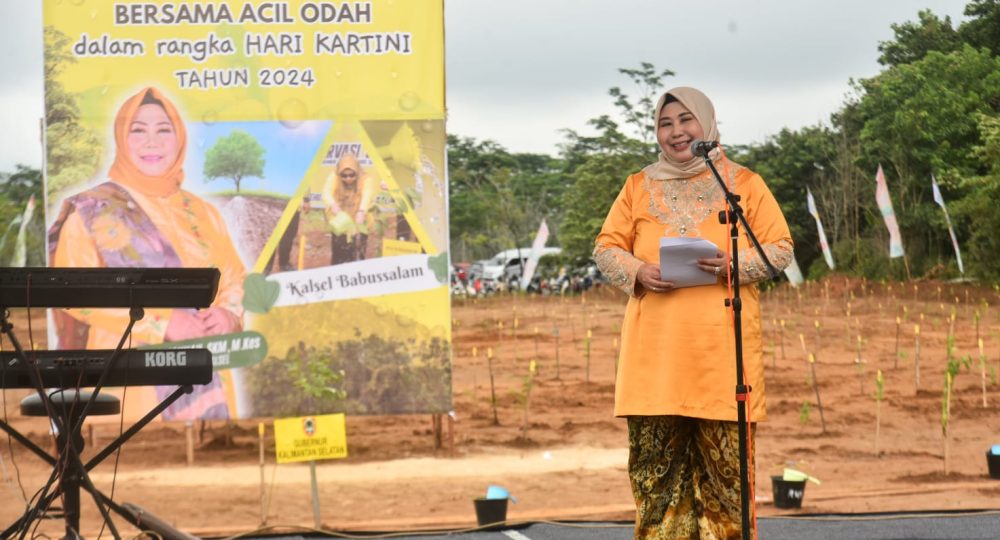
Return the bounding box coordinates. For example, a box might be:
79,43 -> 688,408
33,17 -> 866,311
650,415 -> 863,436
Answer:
700,151 -> 779,540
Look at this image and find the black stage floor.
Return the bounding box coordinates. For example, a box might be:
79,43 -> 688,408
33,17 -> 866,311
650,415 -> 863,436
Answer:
218,509 -> 1000,540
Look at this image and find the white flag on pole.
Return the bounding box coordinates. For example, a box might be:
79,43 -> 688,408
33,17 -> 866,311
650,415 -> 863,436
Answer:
806,187 -> 835,269
783,256 -> 805,287
10,194 -> 36,267
874,165 -> 905,258
931,174 -> 964,274
520,219 -> 550,290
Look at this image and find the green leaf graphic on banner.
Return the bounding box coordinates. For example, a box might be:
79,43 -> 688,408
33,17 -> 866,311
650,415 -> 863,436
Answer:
139,331 -> 267,371
427,252 -> 448,283
243,273 -> 280,314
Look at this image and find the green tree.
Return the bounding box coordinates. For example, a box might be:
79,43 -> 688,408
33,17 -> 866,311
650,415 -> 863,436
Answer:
959,0 -> 1000,56
557,63 -> 671,261
877,9 -> 961,67
447,135 -> 567,261
608,62 -> 676,145
853,45 -> 1000,277
732,126 -> 846,277
203,130 -> 265,193
952,113 -> 1000,279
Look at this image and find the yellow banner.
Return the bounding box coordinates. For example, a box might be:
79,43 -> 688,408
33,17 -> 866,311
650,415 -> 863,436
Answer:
44,0 -> 445,122
43,0 -> 452,421
274,413 -> 347,463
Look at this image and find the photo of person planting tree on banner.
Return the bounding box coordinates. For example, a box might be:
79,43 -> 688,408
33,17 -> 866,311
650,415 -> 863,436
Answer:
41,0 -> 450,421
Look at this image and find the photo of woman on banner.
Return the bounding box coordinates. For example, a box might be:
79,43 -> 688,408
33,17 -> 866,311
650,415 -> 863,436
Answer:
47,86 -> 245,420
323,153 -> 375,264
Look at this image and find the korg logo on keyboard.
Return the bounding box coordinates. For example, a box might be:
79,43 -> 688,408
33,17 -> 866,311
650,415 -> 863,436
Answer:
144,351 -> 187,367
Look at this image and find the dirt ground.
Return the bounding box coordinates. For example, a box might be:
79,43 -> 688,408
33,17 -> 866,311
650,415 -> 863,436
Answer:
3,277 -> 1000,538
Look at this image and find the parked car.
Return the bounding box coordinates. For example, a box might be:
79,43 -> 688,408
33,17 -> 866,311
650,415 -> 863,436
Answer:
469,247 -> 563,289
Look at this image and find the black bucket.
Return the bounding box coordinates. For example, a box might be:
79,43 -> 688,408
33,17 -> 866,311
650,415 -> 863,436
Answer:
473,497 -> 508,529
771,475 -> 807,509
987,451 -> 1000,479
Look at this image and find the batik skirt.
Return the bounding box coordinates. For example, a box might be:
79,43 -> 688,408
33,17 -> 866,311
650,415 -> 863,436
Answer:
627,415 -> 756,540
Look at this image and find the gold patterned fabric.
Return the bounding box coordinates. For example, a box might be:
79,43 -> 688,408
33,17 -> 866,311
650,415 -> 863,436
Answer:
628,416 -> 755,540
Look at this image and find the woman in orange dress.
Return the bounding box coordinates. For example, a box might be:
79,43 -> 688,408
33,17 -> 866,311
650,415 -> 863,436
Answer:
594,87 -> 793,539
48,87 -> 245,420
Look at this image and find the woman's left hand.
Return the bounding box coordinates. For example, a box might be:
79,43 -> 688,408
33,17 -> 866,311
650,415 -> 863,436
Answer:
697,251 -> 731,279
196,307 -> 243,335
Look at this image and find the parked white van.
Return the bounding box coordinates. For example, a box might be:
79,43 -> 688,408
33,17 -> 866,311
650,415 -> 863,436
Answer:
469,247 -> 562,288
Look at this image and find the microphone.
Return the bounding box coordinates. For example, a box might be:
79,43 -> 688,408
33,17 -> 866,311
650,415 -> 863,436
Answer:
690,139 -> 718,158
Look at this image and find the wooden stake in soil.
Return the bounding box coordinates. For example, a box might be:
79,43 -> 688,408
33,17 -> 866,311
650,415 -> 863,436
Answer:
309,460 -> 322,528
553,327 -> 561,380
892,317 -> 903,369
979,338 -> 988,408
845,302 -> 853,348
813,320 -> 822,359
975,309 -> 982,347
942,371 -> 953,474
585,329 -> 592,383
779,319 -> 786,364
807,353 -> 827,434
258,422 -> 266,525
533,326 -> 539,357
772,319 -> 779,368
914,324 -> 922,393
519,360 -> 538,441
874,369 -> 884,456
185,421 -> 195,466
487,347 -> 499,425
855,334 -> 865,396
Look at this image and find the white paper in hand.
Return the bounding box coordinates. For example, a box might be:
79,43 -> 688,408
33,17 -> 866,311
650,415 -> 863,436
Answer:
659,237 -> 720,288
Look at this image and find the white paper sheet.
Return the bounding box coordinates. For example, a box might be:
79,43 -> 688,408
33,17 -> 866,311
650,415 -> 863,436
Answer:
659,237 -> 720,288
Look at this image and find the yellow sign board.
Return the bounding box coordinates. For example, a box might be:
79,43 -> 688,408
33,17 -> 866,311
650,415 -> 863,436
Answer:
274,413 -> 348,463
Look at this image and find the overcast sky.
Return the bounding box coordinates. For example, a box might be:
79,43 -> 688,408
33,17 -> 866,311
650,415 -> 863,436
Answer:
0,0 -> 971,171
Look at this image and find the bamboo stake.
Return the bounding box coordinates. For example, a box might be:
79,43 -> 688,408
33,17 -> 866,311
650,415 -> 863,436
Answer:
943,371 -> 953,474
855,334 -> 865,395
808,353 -> 827,434
779,319 -> 787,364
914,324 -> 922,393
533,326 -> 539,357
487,347 -> 499,425
875,369 -> 884,456
894,316 -> 901,369
814,320 -> 821,360
553,327 -> 561,380
980,338 -> 988,408
845,302 -> 853,348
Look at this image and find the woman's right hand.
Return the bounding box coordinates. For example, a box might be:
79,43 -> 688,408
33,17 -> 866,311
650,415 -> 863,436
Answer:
164,309 -> 207,341
636,263 -> 676,294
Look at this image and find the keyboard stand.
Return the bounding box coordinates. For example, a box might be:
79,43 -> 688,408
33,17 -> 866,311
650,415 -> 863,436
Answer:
0,267 -> 218,538
0,383 -> 196,539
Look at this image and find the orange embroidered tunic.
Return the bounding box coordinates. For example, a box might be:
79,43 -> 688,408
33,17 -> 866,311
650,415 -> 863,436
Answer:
594,164 -> 792,421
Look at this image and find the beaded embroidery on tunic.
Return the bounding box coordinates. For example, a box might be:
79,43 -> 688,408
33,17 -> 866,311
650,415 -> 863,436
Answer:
643,166 -> 742,237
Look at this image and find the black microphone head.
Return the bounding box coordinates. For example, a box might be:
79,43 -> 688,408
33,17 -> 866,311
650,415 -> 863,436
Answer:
690,139 -> 718,158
